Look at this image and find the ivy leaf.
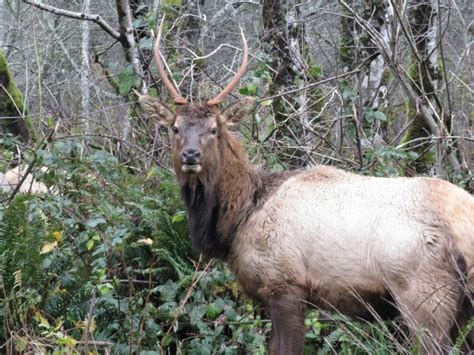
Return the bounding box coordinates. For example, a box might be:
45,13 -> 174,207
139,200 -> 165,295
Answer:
364,109 -> 375,123
374,111 -> 387,122
85,239 -> 94,251
132,18 -> 144,29
342,87 -> 357,102
118,67 -> 141,95
239,84 -> 257,96
136,4 -> 147,12
139,37 -> 153,50
86,217 -> 106,228
407,151 -> 419,160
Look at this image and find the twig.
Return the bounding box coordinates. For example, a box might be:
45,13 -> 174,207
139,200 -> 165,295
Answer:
23,0 -> 121,40
82,288 -> 98,354
163,257 -> 213,342
397,135 -> 474,149
259,68 -> 362,102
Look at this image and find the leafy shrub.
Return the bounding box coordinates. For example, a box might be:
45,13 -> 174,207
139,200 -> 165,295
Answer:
2,140 -> 469,354
0,141 -> 269,353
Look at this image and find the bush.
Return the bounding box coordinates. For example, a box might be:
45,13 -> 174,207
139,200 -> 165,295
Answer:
2,140 -> 469,354
0,141 -> 268,353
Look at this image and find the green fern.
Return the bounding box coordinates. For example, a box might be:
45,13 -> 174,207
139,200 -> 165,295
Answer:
0,194 -> 47,341
0,195 -> 45,291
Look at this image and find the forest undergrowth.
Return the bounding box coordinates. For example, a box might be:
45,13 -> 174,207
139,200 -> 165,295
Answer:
0,135 -> 472,354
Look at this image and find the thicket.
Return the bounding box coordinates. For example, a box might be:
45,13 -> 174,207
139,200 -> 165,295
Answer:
0,135 -> 471,354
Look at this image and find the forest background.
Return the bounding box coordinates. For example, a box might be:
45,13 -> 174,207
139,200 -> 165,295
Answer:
0,0 -> 472,353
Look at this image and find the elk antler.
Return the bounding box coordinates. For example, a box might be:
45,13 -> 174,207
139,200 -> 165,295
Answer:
206,27 -> 249,106
154,16 -> 187,105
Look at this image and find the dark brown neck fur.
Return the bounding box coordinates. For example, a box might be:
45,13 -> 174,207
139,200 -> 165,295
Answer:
179,129 -> 296,259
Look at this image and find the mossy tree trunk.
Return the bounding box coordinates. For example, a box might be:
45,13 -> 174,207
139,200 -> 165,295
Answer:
262,0 -> 315,168
403,0 -> 441,173
0,50 -> 30,142
339,0 -> 392,165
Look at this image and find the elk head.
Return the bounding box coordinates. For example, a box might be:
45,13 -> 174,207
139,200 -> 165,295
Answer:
137,19 -> 254,182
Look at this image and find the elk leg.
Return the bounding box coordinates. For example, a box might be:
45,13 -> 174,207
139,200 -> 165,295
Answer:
267,292 -> 306,355
390,267 -> 460,354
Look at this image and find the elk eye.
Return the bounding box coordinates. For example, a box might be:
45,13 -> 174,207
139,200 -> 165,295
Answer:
172,126 -> 179,134
210,127 -> 218,135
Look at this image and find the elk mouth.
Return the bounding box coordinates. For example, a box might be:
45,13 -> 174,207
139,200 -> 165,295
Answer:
181,164 -> 202,174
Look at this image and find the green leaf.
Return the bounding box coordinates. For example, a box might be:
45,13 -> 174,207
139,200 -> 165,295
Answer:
239,84 -> 257,96
132,19 -> 144,29
85,239 -> 94,251
374,111 -> 387,122
206,303 -> 222,320
14,337 -> 27,352
34,311 -> 51,328
364,109 -> 375,123
86,217 -> 106,228
139,37 -> 153,50
164,0 -> 182,5
118,67 -> 141,95
59,335 -> 77,347
308,65 -> 322,79
407,151 -> 419,160
97,283 -> 114,296
36,149 -> 55,166
136,4 -> 147,12
224,306 -> 237,321
171,211 -> 186,223
305,332 -> 319,339
342,87 -> 357,101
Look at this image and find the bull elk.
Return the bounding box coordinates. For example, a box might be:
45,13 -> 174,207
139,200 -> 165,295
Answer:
137,21 -> 474,354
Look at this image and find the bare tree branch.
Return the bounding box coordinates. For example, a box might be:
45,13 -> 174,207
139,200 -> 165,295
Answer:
22,0 -> 121,40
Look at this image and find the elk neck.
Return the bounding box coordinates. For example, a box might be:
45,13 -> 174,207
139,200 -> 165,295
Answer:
179,129 -> 294,259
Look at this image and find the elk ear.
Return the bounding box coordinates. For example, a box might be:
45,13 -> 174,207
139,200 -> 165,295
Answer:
137,95 -> 175,126
219,98 -> 255,126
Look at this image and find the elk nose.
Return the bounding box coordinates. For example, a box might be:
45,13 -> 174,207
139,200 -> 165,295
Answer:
181,148 -> 202,164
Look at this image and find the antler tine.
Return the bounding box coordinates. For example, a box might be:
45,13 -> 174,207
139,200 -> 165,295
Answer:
207,27 -> 249,106
154,16 -> 187,105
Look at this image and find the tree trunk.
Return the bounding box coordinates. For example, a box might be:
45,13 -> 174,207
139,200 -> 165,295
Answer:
339,0 -> 393,157
0,49 -> 30,141
0,0 -> 6,48
262,0 -> 311,168
81,0 -> 91,127
115,0 -> 145,94
403,0 -> 442,173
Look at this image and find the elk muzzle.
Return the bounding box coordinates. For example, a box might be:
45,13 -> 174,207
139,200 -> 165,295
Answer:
180,148 -> 202,174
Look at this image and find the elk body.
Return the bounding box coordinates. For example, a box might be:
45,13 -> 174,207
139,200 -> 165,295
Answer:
1,165 -> 49,194
139,22 -> 474,354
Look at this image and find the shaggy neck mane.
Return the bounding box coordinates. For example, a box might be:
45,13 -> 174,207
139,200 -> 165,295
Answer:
180,129 -> 270,259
